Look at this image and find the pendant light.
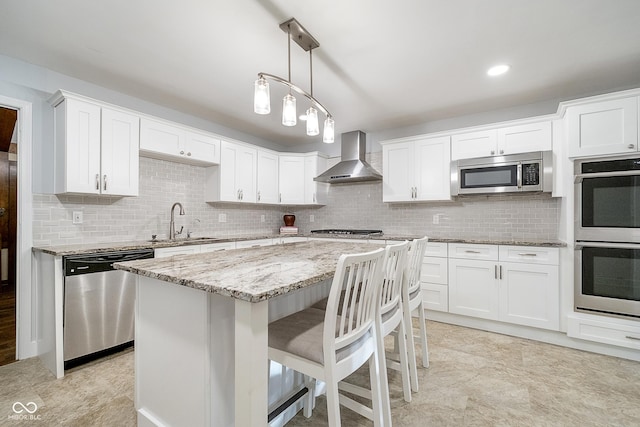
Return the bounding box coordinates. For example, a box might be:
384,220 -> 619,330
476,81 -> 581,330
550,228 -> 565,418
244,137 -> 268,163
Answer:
254,18 -> 334,142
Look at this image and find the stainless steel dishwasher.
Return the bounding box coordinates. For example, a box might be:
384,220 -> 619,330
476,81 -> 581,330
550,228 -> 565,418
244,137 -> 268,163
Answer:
63,249 -> 154,368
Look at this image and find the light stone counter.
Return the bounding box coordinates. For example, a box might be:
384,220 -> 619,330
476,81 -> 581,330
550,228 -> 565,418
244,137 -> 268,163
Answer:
32,233 -> 565,256
114,240 -> 385,303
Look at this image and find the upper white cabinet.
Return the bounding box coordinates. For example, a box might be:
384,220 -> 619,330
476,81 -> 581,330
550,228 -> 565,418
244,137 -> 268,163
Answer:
566,96 -> 639,158
451,121 -> 552,160
279,155 -> 305,204
140,118 -> 220,165
279,153 -> 327,205
205,140 -> 257,203
382,136 -> 451,202
52,94 -> 139,196
304,153 -> 327,205
256,149 -> 279,204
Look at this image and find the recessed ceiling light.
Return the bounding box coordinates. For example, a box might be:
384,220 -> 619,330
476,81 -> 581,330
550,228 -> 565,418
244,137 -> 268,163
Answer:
487,64 -> 510,77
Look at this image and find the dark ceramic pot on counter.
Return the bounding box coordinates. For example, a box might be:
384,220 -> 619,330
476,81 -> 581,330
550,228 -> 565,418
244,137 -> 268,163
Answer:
283,214 -> 296,226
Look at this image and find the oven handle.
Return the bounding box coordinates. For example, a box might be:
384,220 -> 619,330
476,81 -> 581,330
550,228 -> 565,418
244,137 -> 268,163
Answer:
575,241 -> 640,250
574,169 -> 640,183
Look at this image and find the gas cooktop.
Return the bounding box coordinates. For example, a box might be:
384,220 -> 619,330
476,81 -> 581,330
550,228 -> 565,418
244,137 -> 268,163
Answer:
310,229 -> 383,236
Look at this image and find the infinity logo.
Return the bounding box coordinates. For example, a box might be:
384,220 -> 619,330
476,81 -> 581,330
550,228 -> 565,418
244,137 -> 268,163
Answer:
12,402 -> 38,414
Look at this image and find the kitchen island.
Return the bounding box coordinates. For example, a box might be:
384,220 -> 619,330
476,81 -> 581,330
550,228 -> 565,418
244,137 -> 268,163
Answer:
113,240 -> 385,427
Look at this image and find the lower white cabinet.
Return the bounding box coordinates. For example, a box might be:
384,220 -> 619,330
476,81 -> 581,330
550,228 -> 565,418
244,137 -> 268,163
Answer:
154,245 -> 202,258
448,243 -> 560,330
567,313 -> 640,350
421,242 -> 448,312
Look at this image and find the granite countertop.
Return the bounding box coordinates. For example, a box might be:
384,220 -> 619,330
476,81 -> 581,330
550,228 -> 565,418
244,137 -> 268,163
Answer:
113,240 -> 385,303
32,233 -> 566,256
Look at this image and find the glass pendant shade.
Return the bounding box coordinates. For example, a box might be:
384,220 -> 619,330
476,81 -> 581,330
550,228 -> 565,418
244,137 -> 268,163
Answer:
282,94 -> 297,126
253,77 -> 270,114
306,107 -> 319,136
322,117 -> 335,143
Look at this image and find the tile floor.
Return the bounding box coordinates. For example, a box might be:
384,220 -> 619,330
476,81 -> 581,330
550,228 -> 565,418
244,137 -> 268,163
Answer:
1,321 -> 639,426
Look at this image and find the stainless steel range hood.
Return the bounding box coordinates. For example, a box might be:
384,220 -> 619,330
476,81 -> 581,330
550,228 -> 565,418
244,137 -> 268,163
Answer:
314,131 -> 382,183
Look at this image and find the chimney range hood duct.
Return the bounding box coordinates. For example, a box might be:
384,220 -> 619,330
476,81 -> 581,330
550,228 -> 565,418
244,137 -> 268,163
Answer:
314,131 -> 382,184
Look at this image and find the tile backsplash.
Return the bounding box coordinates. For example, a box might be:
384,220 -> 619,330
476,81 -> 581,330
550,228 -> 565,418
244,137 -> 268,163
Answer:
33,152 -> 560,247
292,152 -> 560,240
32,157 -> 288,246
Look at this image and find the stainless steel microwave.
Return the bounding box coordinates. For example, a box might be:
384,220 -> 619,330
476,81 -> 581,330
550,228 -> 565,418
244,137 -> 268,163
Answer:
451,151 -> 552,196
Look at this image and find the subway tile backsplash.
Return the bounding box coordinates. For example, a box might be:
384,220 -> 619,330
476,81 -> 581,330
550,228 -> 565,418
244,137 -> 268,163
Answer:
33,152 -> 559,247
32,157 -> 288,246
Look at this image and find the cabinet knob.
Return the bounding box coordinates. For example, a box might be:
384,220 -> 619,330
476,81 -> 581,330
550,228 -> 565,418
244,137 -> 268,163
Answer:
499,149 -> 504,154
628,144 -> 635,149
187,152 -> 191,156
491,150 -> 495,155
180,150 -> 185,155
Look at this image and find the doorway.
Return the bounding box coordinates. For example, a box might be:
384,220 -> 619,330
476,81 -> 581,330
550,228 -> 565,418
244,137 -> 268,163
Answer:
0,106 -> 17,365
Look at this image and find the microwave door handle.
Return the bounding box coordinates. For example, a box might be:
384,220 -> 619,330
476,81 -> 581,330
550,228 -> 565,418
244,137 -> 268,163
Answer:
575,170 -> 640,183
517,163 -> 522,188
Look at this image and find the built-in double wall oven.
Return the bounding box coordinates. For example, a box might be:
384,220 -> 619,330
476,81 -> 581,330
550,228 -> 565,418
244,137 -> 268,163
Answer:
575,155 -> 640,319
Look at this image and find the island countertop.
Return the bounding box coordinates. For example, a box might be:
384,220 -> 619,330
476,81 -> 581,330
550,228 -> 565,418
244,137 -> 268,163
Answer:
113,240 -> 384,303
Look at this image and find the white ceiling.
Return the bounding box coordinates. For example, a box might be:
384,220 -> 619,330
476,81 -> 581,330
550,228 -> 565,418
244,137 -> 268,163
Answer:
2,0 -> 640,147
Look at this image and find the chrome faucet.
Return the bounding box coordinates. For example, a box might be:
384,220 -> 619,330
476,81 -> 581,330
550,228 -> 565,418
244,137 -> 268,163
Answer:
169,202 -> 185,240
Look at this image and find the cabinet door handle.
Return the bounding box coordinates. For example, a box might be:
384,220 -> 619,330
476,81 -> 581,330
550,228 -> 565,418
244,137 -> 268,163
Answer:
103,174 -> 107,191
313,193 -> 316,203
518,253 -> 538,256
490,150 -> 495,155
257,191 -> 261,201
628,144 -> 635,150
279,193 -> 282,203
625,335 -> 640,341
499,149 -> 504,155
494,265 -> 498,279
95,174 -> 100,190
237,189 -> 241,200
465,250 -> 481,254
240,189 -> 243,200
499,265 -> 503,280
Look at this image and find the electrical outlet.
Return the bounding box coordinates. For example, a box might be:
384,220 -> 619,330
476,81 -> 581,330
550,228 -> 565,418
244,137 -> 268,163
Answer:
218,213 -> 227,223
432,214 -> 439,225
72,211 -> 83,224
260,215 -> 265,223
310,214 -> 315,223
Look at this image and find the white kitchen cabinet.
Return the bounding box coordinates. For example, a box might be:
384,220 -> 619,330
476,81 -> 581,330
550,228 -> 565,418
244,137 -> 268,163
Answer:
448,243 -> 560,330
449,257 -> 500,320
304,153 -> 328,205
140,118 -> 220,165
52,94 -> 139,196
205,140 -> 257,203
421,242 -> 448,312
256,149 -> 279,204
567,313 -> 640,350
381,135 -> 451,202
278,152 -> 328,205
451,121 -> 552,160
235,238 -> 274,248
199,242 -> 235,252
566,96 -> 639,158
279,155 -> 306,204
154,245 -> 201,258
